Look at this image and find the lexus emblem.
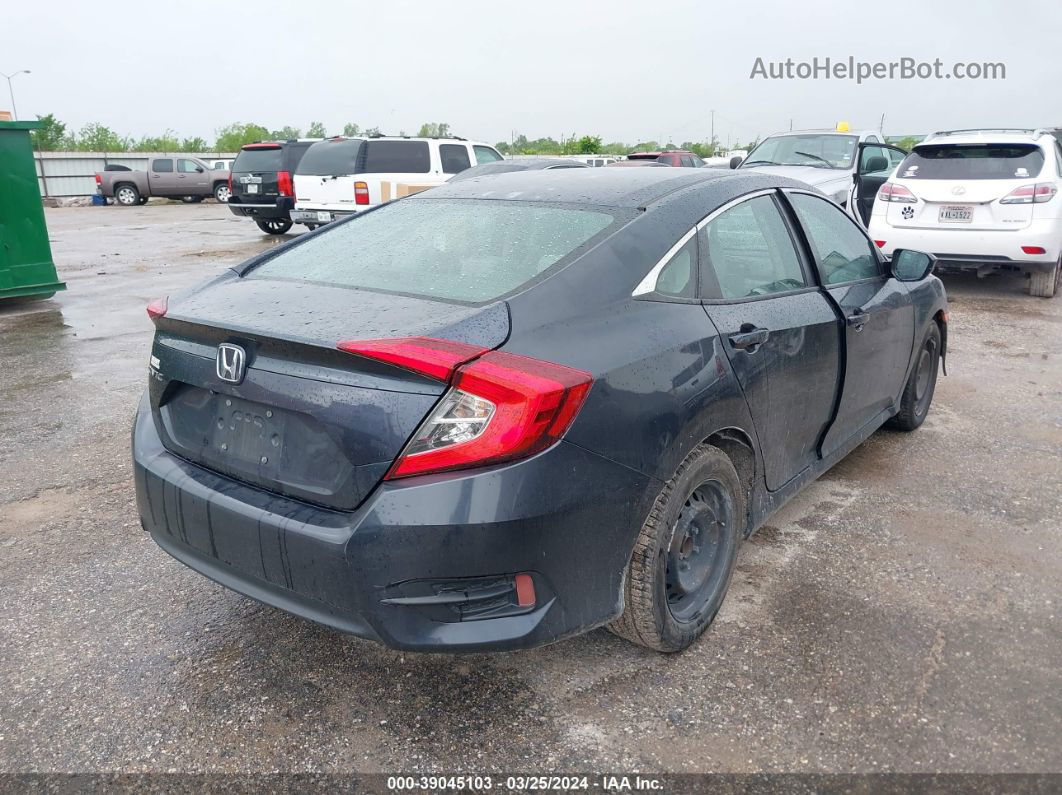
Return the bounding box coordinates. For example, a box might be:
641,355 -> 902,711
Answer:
216,343 -> 246,384
951,185 -> 966,196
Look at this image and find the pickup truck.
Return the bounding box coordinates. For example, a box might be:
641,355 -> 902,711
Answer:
95,156 -> 231,206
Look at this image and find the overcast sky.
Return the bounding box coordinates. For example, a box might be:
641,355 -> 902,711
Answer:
4,0 -> 1061,147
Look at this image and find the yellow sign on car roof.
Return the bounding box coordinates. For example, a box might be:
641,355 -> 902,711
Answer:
835,121 -> 851,132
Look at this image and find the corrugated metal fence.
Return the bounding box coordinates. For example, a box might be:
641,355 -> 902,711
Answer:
34,151 -> 238,197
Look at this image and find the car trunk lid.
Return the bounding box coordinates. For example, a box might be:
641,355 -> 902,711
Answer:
886,178 -> 1035,231
149,276 -> 510,510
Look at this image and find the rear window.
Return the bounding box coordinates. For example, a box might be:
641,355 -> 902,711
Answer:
233,147 -> 283,173
361,141 -> 430,173
248,199 -> 620,303
296,139 -> 363,176
899,144 -> 1045,180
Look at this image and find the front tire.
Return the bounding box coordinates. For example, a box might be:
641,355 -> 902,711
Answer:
887,322 -> 941,431
114,184 -> 140,206
214,183 -> 231,203
609,444 -> 743,652
1029,258 -> 1060,298
256,219 -> 293,235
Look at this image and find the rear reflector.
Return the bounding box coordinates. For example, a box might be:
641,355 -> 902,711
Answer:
514,574 -> 536,607
354,181 -> 369,205
1021,245 -> 1047,255
146,296 -> 168,320
874,240 -> 886,248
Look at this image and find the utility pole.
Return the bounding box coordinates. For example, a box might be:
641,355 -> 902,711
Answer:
2,69 -> 30,120
789,118 -> 793,131
710,109 -> 715,153
879,113 -> 885,134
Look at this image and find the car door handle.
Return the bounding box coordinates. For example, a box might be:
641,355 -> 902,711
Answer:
729,327 -> 769,351
847,311 -> 870,330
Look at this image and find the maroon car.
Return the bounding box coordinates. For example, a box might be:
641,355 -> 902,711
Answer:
627,150 -> 705,167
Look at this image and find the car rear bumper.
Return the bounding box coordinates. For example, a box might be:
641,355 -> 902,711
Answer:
872,219 -> 1060,272
227,196 -> 293,220
132,395 -> 654,652
290,208 -> 357,224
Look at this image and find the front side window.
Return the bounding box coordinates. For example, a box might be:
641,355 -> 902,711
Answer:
742,134 -> 858,170
361,141 -> 431,173
700,195 -> 807,299
858,145 -> 893,175
152,159 -> 173,173
440,144 -> 471,174
177,159 -> 200,173
898,144 -> 1045,179
249,199 -> 620,304
789,193 -> 880,284
680,155 -> 695,167
473,145 -> 503,164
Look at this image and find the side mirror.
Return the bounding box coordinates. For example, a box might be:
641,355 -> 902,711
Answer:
729,155 -> 743,169
195,166 -> 204,173
890,249 -> 935,281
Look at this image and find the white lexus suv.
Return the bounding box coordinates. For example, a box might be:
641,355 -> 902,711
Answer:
868,129 -> 1062,297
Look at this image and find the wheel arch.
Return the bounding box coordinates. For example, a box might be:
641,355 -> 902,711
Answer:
703,426 -> 758,536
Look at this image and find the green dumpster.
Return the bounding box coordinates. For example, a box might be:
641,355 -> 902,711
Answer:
0,120 -> 65,300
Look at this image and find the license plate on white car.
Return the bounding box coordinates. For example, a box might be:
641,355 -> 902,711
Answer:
316,211 -> 331,222
939,205 -> 973,223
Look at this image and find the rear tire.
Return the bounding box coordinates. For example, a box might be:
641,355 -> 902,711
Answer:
609,444 -> 743,652
114,184 -> 140,206
256,219 -> 293,235
887,322 -> 941,431
1029,258 -> 1060,298
138,196 -> 149,205
180,195 -> 203,204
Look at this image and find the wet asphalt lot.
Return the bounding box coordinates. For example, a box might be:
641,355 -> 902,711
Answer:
1,203 -> 1060,774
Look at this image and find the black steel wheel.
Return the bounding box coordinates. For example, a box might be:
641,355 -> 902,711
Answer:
256,219 -> 293,235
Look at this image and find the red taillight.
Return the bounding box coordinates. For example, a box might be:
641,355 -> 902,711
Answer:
1021,245 -> 1047,255
95,174 -> 102,186
874,240 -> 886,248
277,170 -> 294,198
336,337 -> 593,479
146,297 -> 168,320
877,182 -> 917,203
1000,182 -> 1057,204
337,337 -> 487,382
227,171 -> 233,194
354,181 -> 369,205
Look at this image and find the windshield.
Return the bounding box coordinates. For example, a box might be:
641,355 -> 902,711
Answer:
897,144 -> 1045,180
742,134 -> 858,169
232,148 -> 282,172
248,199 -> 621,304
296,139 -> 363,176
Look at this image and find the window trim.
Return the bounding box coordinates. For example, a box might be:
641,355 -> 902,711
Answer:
633,188 -> 781,298
780,188 -> 887,286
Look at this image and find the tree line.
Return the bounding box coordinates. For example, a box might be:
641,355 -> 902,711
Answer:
27,113 -> 759,156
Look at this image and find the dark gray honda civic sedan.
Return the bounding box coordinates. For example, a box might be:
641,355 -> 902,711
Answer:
133,168 -> 948,652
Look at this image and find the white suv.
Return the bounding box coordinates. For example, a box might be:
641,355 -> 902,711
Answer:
290,136 -> 503,228
868,129 -> 1062,297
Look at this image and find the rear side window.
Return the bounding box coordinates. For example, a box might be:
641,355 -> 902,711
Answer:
655,237 -> 697,298
474,145 -> 503,164
152,159 -> 173,173
789,193 -> 880,285
700,195 -> 807,300
234,147 -> 283,172
296,139 -> 363,176
440,144 -> 471,174
361,141 -> 430,173
249,199 -> 618,304
898,144 -> 1045,180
